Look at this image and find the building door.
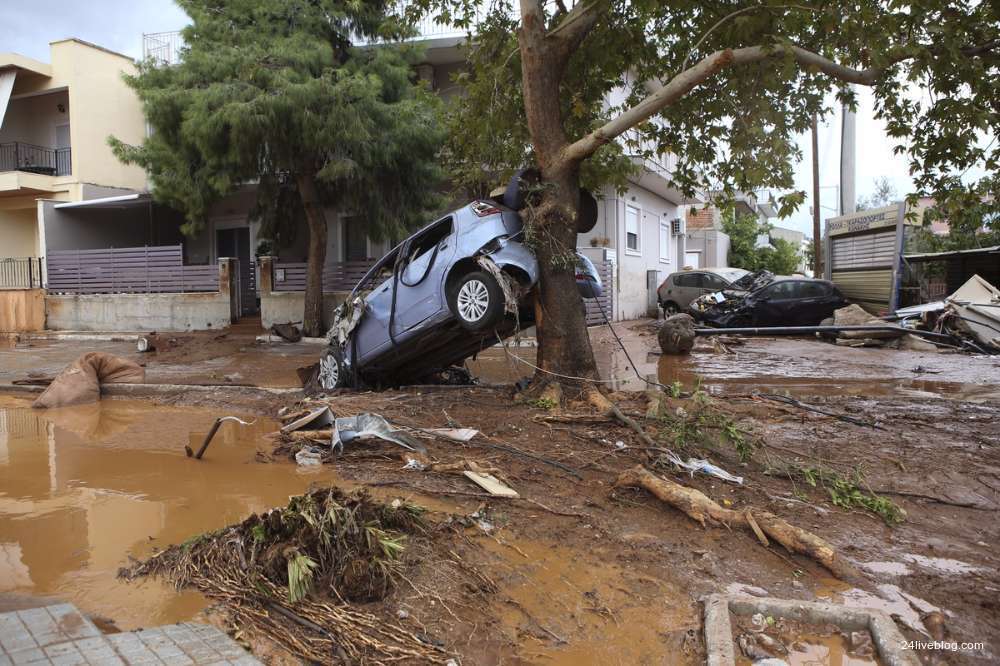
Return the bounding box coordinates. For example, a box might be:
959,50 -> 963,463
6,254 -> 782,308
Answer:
55,124 -> 71,176
343,217 -> 368,261
217,227 -> 258,316
684,251 -> 701,268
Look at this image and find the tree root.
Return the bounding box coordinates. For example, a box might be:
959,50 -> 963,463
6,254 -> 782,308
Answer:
614,465 -> 861,582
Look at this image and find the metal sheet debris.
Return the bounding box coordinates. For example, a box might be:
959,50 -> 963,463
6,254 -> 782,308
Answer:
332,413 -> 427,454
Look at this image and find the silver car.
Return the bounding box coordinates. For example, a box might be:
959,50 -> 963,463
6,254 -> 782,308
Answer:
657,267 -> 749,315
317,200 -> 601,388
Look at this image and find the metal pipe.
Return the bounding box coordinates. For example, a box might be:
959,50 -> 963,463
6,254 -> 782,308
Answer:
694,325 -> 957,341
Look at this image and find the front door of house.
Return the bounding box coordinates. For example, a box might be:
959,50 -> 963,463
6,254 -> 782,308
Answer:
217,227 -> 258,316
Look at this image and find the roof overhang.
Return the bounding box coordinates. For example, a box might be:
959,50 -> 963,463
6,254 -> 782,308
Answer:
0,171 -> 69,198
53,193 -> 149,210
0,53 -> 53,78
904,245 -> 1000,263
627,156 -> 699,205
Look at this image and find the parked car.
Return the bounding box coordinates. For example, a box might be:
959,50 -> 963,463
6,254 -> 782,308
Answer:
316,199 -> 602,389
698,276 -> 848,327
657,268 -> 749,315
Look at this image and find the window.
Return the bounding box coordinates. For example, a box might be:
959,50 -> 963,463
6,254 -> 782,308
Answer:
673,273 -> 696,288
795,281 -> 829,298
625,205 -> 640,253
761,282 -> 796,299
703,274 -> 729,290
659,220 -> 671,262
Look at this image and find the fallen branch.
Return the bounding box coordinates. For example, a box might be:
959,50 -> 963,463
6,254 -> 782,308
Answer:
614,465 -> 860,581
757,394 -> 885,430
364,481 -> 590,518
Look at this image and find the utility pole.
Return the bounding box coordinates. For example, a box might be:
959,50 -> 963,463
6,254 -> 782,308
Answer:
840,91 -> 857,215
811,113 -> 821,276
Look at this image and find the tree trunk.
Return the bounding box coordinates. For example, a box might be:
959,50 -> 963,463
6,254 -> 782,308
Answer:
516,1 -> 602,397
297,171 -> 328,338
528,169 -> 602,391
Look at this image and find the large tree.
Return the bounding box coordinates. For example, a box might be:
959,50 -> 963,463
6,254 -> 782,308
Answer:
412,0 -> 998,398
113,0 -> 445,336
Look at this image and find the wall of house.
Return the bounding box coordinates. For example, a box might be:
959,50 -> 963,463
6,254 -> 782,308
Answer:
686,229 -> 730,268
45,292 -> 232,331
39,200 -> 184,252
49,40 -> 147,191
0,208 -> 39,257
0,90 -> 71,150
259,292 -> 349,330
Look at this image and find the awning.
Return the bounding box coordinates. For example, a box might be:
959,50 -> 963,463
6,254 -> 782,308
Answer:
53,193 -> 151,210
903,245 -> 1000,263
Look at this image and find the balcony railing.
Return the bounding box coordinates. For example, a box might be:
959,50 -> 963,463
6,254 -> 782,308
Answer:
0,142 -> 71,177
142,30 -> 185,66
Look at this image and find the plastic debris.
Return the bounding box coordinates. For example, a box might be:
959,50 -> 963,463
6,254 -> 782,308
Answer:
332,413 -> 427,454
281,406 -> 334,434
658,449 -> 744,484
425,427 -> 479,442
295,447 -> 323,466
402,457 -> 426,471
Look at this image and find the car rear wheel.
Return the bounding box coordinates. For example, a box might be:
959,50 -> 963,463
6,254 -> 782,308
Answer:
662,301 -> 680,316
317,346 -> 348,390
450,271 -> 506,331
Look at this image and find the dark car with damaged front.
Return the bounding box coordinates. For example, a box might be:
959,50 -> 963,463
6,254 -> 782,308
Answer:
314,200 -> 601,389
697,276 -> 848,328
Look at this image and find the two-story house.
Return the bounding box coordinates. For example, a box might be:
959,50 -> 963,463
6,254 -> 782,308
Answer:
0,39 -> 153,262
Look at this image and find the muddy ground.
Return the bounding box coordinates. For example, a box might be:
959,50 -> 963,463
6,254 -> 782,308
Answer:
1,322 -> 998,664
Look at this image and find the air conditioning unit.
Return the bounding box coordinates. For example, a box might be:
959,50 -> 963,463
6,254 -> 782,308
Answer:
671,217 -> 684,235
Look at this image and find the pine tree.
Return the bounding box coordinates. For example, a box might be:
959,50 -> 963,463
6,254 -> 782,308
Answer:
112,0 -> 445,336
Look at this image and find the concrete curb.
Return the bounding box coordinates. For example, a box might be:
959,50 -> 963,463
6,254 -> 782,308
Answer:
0,382 -> 302,399
255,334 -> 327,345
704,594 -> 921,666
17,331 -> 141,342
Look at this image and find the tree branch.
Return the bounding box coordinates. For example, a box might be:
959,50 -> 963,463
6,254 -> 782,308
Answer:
561,44 -> 909,164
547,0 -> 608,53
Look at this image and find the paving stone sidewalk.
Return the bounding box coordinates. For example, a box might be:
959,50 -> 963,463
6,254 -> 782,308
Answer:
0,604 -> 261,666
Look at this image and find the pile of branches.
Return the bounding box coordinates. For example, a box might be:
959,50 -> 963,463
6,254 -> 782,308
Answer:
120,488 -> 451,663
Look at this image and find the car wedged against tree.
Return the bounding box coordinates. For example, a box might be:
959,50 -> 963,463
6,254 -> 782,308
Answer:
315,200 -> 602,389
696,276 -> 848,328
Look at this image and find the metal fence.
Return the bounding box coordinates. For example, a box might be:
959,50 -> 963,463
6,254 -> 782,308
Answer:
0,257 -> 45,290
0,142 -> 71,176
47,245 -> 219,294
142,31 -> 185,65
272,261 -> 375,293
584,259 -> 615,326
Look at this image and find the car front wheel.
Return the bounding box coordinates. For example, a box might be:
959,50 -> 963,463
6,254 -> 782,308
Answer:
449,271 -> 506,331
662,301 -> 680,316
317,346 -> 348,390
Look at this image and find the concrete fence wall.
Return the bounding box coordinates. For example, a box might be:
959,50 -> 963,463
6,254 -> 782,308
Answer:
0,289 -> 45,332
45,259 -> 237,332
258,256 -> 349,331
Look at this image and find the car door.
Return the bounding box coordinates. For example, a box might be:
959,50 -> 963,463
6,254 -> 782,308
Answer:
754,281 -> 797,325
394,217 -> 457,331
673,272 -> 703,309
801,281 -> 838,324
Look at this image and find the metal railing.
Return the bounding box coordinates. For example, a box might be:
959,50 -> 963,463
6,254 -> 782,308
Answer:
0,142 -> 71,176
272,260 -> 376,293
142,30 -> 185,65
0,257 -> 45,290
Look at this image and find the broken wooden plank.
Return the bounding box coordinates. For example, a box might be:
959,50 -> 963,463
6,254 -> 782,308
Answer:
463,471 -> 519,497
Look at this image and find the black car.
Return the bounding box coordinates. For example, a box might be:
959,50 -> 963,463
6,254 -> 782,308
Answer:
699,277 -> 848,327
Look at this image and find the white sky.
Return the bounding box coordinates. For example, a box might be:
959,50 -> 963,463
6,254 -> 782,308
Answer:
1,1 -> 929,239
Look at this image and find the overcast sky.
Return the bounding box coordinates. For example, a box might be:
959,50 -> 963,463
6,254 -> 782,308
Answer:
3,0 -> 920,239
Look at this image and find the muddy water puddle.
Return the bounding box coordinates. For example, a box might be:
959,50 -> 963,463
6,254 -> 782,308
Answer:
734,632 -> 881,666
0,396 -> 338,629
468,333 -> 1000,401
478,536 -> 700,665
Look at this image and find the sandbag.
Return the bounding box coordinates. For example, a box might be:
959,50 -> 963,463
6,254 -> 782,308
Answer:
33,352 -> 145,409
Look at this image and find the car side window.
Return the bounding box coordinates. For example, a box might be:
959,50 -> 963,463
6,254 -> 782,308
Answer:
761,282 -> 794,299
673,273 -> 694,288
795,281 -> 827,298
703,274 -> 728,290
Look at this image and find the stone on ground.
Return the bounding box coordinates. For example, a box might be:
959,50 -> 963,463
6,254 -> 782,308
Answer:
658,313 -> 697,355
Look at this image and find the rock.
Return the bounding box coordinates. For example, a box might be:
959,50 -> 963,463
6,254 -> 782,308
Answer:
834,304 -> 902,339
658,313 -> 696,355
899,333 -> 939,352
849,631 -> 874,657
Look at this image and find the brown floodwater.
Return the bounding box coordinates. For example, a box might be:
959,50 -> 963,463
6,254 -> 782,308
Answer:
0,396 -> 338,629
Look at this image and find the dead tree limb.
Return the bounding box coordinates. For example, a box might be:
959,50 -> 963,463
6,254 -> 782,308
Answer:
614,465 -> 860,581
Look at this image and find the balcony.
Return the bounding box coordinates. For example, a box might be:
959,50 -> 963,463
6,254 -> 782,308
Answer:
0,142 -> 71,177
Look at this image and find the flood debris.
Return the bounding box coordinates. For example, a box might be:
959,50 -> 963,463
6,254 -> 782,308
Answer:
463,470 -> 519,497
270,322 -> 303,343
332,413 -> 426,454
120,488 -> 451,664
33,352 -> 145,408
280,405 -> 334,433
658,313 -> 697,355
615,465 -> 858,580
185,415 -> 256,459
